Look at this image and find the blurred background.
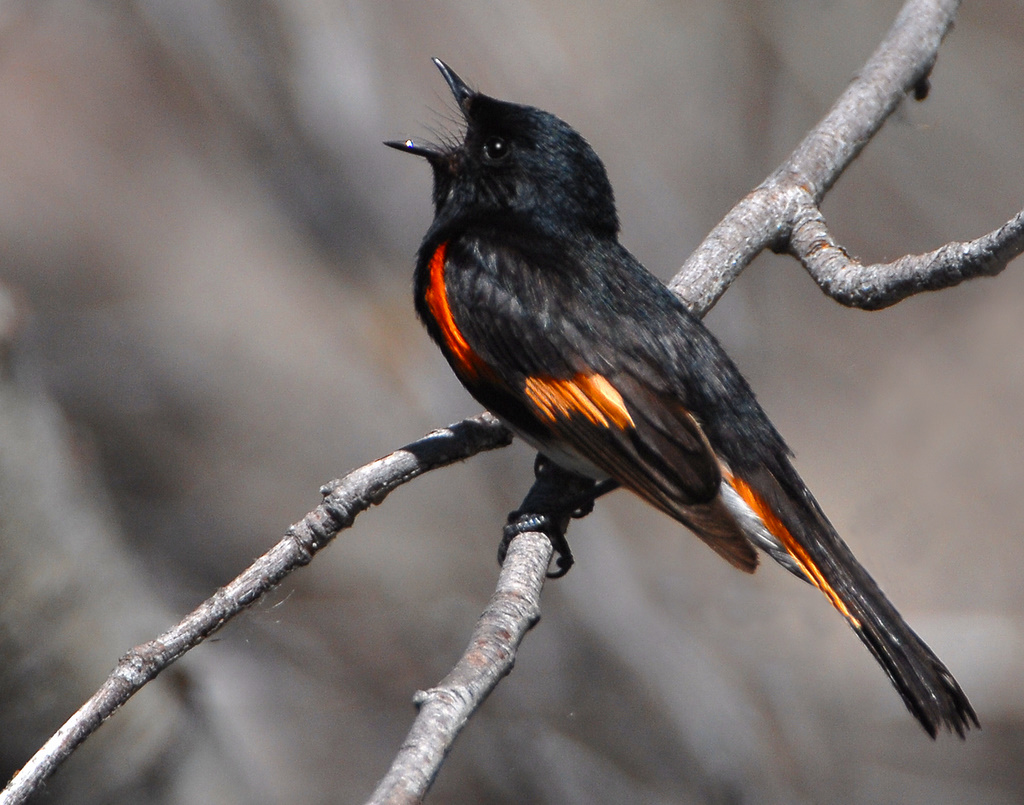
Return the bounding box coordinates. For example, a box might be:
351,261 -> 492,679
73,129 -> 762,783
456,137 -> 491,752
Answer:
1,0 -> 1022,802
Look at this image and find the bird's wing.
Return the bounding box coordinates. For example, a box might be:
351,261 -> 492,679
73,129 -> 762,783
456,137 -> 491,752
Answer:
436,233 -> 758,570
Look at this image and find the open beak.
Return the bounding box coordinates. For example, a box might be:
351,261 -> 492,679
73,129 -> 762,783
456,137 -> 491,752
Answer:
431,57 -> 474,111
384,59 -> 474,160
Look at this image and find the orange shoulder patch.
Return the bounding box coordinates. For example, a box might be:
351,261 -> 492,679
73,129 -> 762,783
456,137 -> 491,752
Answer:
424,242 -> 490,379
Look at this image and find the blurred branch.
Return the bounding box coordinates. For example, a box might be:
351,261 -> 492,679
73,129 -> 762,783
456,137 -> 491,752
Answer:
0,414 -> 511,805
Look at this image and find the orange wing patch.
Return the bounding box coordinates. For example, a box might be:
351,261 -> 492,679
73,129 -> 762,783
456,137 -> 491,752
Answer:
728,473 -> 861,628
424,242 -> 631,431
524,373 -> 635,429
424,242 -> 490,379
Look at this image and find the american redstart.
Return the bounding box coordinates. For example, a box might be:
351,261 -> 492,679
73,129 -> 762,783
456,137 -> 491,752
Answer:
386,58 -> 977,738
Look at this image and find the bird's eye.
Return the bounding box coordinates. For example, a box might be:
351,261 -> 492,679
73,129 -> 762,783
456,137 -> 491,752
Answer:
482,136 -> 510,163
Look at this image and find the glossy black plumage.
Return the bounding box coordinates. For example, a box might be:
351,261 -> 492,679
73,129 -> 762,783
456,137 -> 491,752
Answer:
386,58 -> 978,737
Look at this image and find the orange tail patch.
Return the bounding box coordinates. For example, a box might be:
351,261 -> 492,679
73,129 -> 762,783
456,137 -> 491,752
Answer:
728,473 -> 861,628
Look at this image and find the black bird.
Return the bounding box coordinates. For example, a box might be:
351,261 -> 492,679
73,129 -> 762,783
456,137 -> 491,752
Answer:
386,58 -> 978,738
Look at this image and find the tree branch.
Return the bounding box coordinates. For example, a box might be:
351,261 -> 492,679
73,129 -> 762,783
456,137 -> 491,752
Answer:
790,201 -> 1024,309
670,0 -> 963,313
365,529 -> 553,805
367,460 -> 599,804
0,414 -> 511,805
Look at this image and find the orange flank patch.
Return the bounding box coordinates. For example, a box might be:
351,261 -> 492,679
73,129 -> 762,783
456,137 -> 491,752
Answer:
727,474 -> 861,628
524,373 -> 635,430
425,242 -> 490,379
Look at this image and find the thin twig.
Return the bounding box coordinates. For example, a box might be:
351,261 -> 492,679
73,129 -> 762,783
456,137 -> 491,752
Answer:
0,414 -> 511,805
790,202 -> 1024,309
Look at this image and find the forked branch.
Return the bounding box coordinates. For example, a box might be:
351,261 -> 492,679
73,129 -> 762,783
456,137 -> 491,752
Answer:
668,0 -> 1010,314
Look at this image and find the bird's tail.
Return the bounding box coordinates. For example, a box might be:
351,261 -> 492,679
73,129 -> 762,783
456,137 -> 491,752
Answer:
723,464 -> 978,738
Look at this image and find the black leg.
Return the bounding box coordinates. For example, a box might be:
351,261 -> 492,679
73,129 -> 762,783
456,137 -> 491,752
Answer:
499,455 -> 618,578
